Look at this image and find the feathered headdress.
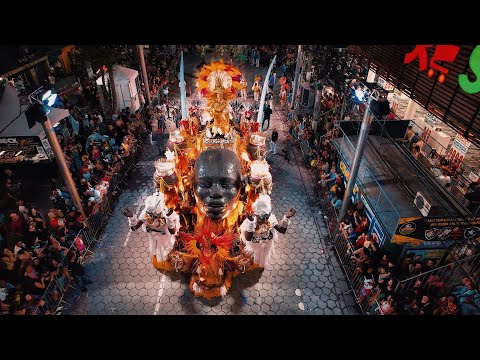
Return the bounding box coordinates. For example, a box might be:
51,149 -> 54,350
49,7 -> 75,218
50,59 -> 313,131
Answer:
252,194 -> 272,216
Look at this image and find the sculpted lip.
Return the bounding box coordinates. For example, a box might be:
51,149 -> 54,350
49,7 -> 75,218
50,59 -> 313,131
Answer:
206,203 -> 226,218
207,201 -> 225,210
207,208 -> 225,215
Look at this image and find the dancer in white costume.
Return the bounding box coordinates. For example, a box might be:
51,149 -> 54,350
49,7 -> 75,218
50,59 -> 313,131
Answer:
124,192 -> 180,262
240,194 -> 295,268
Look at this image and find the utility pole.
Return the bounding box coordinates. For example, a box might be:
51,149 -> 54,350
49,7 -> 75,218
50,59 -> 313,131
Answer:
41,116 -> 87,221
138,45 -> 151,105
339,84 -> 348,120
338,94 -> 375,221
291,45 -> 303,110
313,88 -> 322,119
312,88 -> 323,147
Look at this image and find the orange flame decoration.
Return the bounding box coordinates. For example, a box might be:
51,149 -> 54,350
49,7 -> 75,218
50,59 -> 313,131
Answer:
176,153 -> 189,177
179,220 -> 234,266
163,187 -> 179,209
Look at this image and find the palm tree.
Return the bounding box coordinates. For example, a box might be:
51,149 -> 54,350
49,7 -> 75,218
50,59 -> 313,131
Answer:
77,45 -> 122,116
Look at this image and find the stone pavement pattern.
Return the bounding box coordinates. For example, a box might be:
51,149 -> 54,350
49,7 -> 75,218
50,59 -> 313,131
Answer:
64,52 -> 359,315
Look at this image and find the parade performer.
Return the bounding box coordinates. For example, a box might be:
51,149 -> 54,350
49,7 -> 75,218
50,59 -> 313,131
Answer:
240,76 -> 247,99
280,85 -> 288,107
240,194 -> 295,268
252,79 -> 261,102
123,192 -> 180,270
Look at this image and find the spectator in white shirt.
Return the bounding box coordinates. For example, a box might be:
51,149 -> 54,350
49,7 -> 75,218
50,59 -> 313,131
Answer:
438,170 -> 451,187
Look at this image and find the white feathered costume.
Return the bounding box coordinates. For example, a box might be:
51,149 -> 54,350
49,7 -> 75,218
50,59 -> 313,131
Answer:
128,192 -> 180,262
240,194 -> 291,268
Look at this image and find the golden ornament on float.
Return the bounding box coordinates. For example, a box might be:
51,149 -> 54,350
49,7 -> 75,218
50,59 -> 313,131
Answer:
167,130 -> 187,151
247,134 -> 267,160
249,159 -> 272,194
153,154 -> 178,187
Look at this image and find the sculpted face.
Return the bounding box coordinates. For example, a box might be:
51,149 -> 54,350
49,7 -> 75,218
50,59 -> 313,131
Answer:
194,149 -> 242,221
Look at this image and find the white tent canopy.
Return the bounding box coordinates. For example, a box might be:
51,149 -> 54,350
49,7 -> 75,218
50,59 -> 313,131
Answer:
0,84 -> 70,138
96,65 -> 140,112
96,65 -> 138,85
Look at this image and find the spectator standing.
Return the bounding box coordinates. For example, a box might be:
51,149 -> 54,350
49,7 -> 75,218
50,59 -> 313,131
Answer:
252,80 -> 261,102
67,248 -> 92,292
266,90 -> 274,109
270,128 -> 278,155
283,135 -> 292,163
268,74 -> 275,91
262,104 -> 273,131
153,127 -> 168,157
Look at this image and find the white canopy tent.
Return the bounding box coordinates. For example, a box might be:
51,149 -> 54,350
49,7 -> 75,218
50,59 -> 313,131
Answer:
0,84 -> 70,138
96,65 -> 140,112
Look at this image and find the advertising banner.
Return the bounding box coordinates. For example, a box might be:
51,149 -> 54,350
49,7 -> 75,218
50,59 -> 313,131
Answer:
447,133 -> 471,164
392,216 -> 480,245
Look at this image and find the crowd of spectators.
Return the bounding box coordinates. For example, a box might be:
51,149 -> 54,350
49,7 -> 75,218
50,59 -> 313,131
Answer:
145,45 -> 183,107
0,47 -> 152,314
300,118 -> 480,315
48,69 -> 145,218
287,48 -> 480,315
0,173 -> 91,314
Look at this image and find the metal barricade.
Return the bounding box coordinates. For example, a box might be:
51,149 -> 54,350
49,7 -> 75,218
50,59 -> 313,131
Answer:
38,280 -> 61,315
39,241 -> 77,315
75,228 -> 95,261
85,147 -> 137,237
395,253 -> 480,303
298,136 -> 312,166
87,210 -> 105,238
318,188 -> 340,237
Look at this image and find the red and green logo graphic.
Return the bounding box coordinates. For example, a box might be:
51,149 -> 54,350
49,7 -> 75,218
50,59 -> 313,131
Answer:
404,45 -> 480,94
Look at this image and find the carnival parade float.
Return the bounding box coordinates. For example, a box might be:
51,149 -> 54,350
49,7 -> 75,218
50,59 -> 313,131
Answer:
125,61 -> 294,300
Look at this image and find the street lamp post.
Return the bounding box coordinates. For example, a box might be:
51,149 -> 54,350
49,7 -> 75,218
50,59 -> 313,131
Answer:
313,88 -> 322,144
41,116 -> 87,221
338,93 -> 375,221
291,45 -> 303,110
340,85 -> 348,120
138,45 -> 151,106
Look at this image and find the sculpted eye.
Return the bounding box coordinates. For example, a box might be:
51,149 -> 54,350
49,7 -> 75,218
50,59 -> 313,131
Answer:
221,180 -> 236,189
199,181 -> 211,188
